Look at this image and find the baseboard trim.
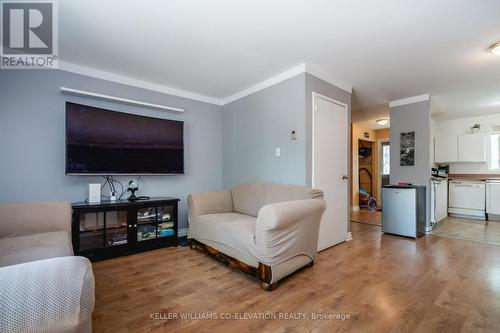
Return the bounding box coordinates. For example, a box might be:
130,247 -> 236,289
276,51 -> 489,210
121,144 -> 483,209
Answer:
178,228 -> 188,237
351,206 -> 360,212
424,225 -> 435,233
345,232 -> 353,241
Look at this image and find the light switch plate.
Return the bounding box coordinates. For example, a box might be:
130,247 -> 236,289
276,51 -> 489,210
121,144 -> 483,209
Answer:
275,147 -> 281,157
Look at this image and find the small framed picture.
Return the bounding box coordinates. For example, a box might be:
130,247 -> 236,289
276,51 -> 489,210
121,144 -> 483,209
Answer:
400,131 -> 415,166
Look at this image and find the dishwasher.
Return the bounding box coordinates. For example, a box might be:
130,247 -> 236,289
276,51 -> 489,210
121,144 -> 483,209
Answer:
448,180 -> 485,220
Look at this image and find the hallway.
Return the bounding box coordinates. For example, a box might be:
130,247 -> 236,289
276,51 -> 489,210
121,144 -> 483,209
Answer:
350,209 -> 381,226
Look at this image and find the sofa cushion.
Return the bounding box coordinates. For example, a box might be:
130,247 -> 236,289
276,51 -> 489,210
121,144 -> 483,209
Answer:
0,231 -> 72,267
188,213 -> 259,264
188,191 -> 234,218
232,182 -> 323,217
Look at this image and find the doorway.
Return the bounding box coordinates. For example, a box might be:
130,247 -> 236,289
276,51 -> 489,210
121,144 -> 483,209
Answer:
312,92 -> 349,251
358,139 -> 374,200
349,123 -> 389,226
378,139 -> 390,204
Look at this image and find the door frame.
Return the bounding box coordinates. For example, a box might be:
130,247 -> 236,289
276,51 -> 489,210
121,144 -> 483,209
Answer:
377,138 -> 390,206
311,92 -> 350,243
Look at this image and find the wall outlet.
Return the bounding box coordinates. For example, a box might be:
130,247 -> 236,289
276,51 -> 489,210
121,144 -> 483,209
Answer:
275,147 -> 281,157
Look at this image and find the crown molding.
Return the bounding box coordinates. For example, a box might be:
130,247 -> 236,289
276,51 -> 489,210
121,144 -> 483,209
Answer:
221,63 -> 352,105
389,94 -> 430,108
58,61 -> 223,105
58,61 -> 353,107
221,64 -> 307,105
304,64 -> 352,94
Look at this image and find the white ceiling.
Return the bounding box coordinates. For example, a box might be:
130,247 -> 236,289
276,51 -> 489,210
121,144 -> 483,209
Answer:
357,118 -> 390,130
59,0 -> 500,117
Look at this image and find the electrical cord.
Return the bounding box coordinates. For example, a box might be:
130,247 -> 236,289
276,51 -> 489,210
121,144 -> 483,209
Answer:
100,177 -> 111,199
112,176 -> 125,200
100,176 -> 126,200
428,177 -> 442,232
96,176 -> 141,201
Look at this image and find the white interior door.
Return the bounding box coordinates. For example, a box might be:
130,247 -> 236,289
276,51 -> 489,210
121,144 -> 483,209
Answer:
313,93 -> 349,251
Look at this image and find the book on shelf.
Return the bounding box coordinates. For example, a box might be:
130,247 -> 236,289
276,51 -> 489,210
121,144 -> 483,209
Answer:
158,221 -> 174,229
109,234 -> 127,246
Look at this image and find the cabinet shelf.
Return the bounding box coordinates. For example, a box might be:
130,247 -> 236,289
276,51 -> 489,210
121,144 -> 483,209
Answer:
80,224 -> 127,233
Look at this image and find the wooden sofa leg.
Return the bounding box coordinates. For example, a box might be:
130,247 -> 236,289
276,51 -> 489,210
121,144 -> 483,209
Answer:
189,240 -> 280,291
260,281 -> 278,291
258,263 -> 277,291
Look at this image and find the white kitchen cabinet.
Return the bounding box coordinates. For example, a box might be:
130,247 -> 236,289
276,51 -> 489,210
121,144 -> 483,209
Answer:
458,133 -> 486,162
434,134 -> 486,163
434,136 -> 458,163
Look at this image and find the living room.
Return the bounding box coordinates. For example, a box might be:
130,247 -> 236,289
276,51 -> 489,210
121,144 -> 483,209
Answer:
1,1 -> 500,332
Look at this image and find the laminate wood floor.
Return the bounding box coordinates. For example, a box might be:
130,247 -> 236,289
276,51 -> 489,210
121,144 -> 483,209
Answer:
350,208 -> 381,226
92,222 -> 500,333
432,217 -> 500,246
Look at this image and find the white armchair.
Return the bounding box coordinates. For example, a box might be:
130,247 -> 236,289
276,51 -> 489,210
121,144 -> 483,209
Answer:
188,183 -> 326,290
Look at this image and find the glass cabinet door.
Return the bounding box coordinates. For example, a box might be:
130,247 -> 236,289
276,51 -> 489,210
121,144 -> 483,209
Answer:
137,207 -> 158,242
79,212 -> 105,251
105,211 -> 128,247
157,205 -> 175,238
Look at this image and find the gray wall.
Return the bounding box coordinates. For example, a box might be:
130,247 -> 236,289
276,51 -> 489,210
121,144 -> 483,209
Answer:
0,70 -> 224,230
222,73 -> 306,188
390,100 -> 432,225
222,73 -> 351,190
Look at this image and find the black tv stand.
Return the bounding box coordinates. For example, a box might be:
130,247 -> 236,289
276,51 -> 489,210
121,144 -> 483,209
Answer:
72,197 -> 179,261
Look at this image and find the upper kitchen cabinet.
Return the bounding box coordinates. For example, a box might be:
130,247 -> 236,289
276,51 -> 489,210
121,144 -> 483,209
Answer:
434,133 -> 486,163
434,135 -> 458,163
458,133 -> 486,162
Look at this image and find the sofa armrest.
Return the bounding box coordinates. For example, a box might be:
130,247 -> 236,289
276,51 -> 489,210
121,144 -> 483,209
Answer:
0,201 -> 72,238
255,199 -> 326,265
187,191 -> 234,220
256,199 -> 326,231
0,256 -> 95,333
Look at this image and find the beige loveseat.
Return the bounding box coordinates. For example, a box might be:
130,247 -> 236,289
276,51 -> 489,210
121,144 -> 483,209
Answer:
0,202 -> 95,333
188,183 -> 326,290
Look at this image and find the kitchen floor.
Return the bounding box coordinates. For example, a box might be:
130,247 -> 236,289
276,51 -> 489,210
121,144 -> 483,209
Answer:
431,217 -> 500,246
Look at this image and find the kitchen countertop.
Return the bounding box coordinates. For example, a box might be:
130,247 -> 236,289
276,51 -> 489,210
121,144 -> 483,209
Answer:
448,174 -> 500,181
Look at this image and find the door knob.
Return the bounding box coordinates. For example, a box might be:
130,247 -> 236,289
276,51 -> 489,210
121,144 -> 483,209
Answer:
342,175 -> 349,180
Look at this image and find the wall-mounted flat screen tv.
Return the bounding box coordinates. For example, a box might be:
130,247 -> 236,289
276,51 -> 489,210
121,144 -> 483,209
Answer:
66,102 -> 184,174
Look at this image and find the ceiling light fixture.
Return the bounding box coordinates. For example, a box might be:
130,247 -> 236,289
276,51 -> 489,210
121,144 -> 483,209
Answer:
376,119 -> 389,126
489,42 -> 500,56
